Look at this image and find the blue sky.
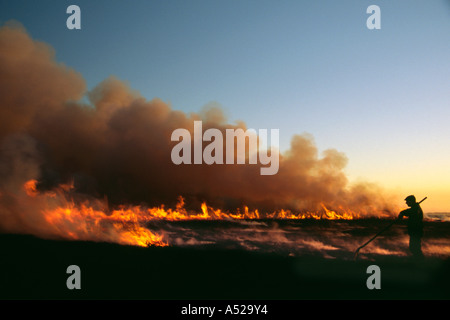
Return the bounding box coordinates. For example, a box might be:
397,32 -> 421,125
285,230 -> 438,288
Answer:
1,0 -> 450,211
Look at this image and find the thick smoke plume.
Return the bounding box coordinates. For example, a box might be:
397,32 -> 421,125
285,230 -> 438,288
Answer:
0,23 -> 396,236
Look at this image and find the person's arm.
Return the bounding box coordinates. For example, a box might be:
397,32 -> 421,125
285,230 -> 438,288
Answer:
398,208 -> 413,219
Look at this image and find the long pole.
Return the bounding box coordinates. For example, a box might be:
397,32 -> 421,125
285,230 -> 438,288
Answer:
353,197 -> 427,260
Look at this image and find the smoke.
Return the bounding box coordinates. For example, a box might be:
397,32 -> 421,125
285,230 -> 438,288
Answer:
0,22 -> 396,235
152,219 -> 450,259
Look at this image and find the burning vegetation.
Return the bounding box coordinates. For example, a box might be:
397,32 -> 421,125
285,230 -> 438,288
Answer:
14,179 -> 389,248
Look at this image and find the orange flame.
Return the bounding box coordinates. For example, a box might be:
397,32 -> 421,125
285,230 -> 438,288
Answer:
21,180 -> 386,248
43,204 -> 168,247
94,196 -> 365,223
24,179 -> 39,197
23,180 -> 168,247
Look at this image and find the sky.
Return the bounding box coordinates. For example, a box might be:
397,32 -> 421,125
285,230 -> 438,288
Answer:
1,0 -> 449,212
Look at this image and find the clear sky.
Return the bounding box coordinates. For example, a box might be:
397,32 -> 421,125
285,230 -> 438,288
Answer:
1,0 -> 449,212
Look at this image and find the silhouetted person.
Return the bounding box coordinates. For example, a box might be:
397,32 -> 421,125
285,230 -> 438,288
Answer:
398,195 -> 424,259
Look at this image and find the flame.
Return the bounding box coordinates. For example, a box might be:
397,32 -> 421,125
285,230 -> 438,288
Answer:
320,203 -> 358,220
23,180 -> 168,247
24,179 -> 39,197
20,180 -> 384,248
136,198 -> 361,221
43,204 -> 168,247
